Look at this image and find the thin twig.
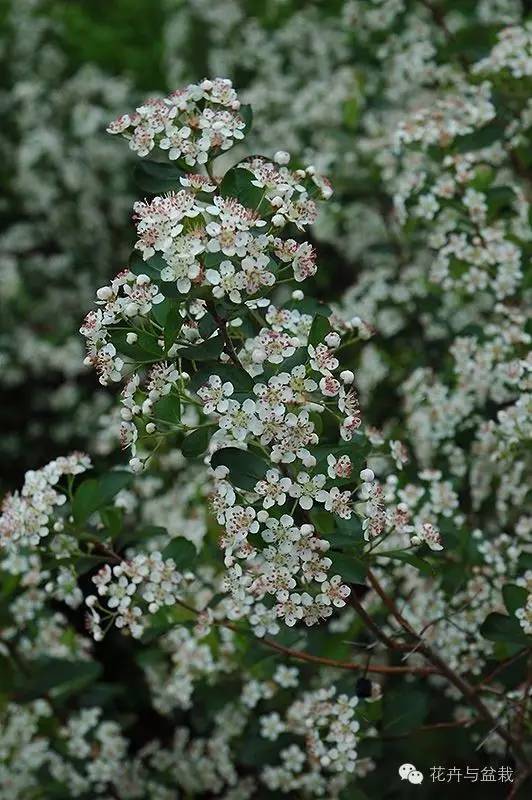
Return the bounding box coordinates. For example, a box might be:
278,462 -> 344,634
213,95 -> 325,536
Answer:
175,598 -> 437,675
366,569 -> 530,766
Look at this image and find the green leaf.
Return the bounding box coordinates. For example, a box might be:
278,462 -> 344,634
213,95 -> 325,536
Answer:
480,612 -> 530,645
98,472 -> 133,504
178,334 -> 224,361
133,160 -> 184,193
164,304 -> 183,351
309,313 -> 332,346
17,658 -> 101,700
374,550 -> 434,576
151,297 -> 172,326
72,479 -> 100,524
110,329 -> 162,361
455,121 -> 506,153
154,394 -> 181,425
220,161 -> 264,209
503,584 -> 528,615
73,472 -> 132,524
100,507 -> 123,538
190,363 -> 254,402
329,551 -> 367,584
326,516 -> 365,549
211,447 -> 269,490
198,312 -> 218,340
309,510 -> 336,535
181,426 -> 213,458
486,186 -> 515,220
129,251 -> 161,280
240,104 -> 253,134
383,689 -> 428,735
161,538 -> 197,569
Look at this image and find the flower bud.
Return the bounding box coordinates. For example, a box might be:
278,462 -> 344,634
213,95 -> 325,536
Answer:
272,214 -> 285,227
340,369 -> 355,384
325,332 -> 340,348
126,332 -> 138,344
252,348 -> 266,363
273,150 -> 290,165
96,286 -> 113,301
359,468 -> 375,482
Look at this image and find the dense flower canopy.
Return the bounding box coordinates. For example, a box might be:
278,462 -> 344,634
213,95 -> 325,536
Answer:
0,2 -> 531,799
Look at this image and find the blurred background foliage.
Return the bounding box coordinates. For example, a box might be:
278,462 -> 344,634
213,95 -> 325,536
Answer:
46,0 -> 168,89
0,0 -> 528,486
0,2 -> 530,797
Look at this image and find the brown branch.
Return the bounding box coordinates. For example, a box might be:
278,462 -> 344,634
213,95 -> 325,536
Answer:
507,766 -> 531,800
515,657 -> 531,745
206,302 -> 243,367
478,648 -> 530,689
175,598 -> 437,676
349,593 -> 410,652
382,716 -> 479,739
366,569 -> 530,766
259,634 -> 437,675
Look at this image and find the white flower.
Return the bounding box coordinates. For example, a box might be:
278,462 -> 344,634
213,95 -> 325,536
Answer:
308,342 -> 339,375
275,592 -> 313,626
340,414 -> 362,441
198,375 -> 234,413
323,487 -> 352,519
327,454 -> 352,480
255,469 -> 292,509
261,515 -> 301,553
317,575 -> 351,608
360,468 -> 374,482
261,712 -> 286,741
273,665 -> 299,688
219,399 -> 264,441
319,375 -> 341,397
411,522 -> 443,551
288,472 -> 327,510
249,603 -> 280,638
205,260 -> 244,304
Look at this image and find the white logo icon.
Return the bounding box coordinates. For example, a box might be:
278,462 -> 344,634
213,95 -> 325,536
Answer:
399,764 -> 424,785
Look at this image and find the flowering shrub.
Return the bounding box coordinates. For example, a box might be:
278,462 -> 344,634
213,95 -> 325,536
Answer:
1,3 -> 532,799
0,0 -> 137,480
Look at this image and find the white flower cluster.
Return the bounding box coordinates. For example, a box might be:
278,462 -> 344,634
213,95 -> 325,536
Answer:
107,78 -> 245,162
80,78 -> 427,636
130,161 -> 326,299
473,23 -> 532,78
262,688 -> 370,795
86,551 -> 184,639
0,453 -> 91,550
357,467 -> 445,551
201,313 -> 371,629
516,570 -> 532,635
80,269 -> 165,385
0,701 -> 128,799
0,0 -> 135,468
394,83 -> 496,151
